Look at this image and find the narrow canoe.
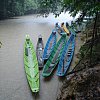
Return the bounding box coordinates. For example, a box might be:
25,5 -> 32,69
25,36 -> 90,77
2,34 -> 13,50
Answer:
24,35 -> 39,92
57,33 -> 75,76
42,34 -> 67,77
42,30 -> 57,60
36,35 -> 44,69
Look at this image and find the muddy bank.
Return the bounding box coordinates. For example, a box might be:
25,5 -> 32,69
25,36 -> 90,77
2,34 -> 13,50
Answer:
57,64 -> 100,100
57,34 -> 100,100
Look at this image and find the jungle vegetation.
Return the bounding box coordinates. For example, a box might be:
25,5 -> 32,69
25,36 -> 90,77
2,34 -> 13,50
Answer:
0,0 -> 38,19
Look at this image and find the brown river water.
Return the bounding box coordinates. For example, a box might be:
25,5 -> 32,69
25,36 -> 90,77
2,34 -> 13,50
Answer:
0,13 -> 82,100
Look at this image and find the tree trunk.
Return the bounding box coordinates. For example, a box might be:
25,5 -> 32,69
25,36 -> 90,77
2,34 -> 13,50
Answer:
90,12 -> 98,66
3,0 -> 7,19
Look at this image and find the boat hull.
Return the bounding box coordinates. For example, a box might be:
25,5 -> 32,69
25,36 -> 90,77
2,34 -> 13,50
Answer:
42,34 -> 67,77
24,36 -> 39,92
57,33 -> 75,76
36,36 -> 44,69
43,31 -> 57,60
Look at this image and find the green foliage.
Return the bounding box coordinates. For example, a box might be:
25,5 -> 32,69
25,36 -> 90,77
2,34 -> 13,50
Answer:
0,0 -> 38,19
37,0 -> 63,16
79,43 -> 89,59
0,0 -> 99,21
11,1 -> 24,16
24,0 -> 37,12
38,0 -> 100,22
64,0 -> 100,21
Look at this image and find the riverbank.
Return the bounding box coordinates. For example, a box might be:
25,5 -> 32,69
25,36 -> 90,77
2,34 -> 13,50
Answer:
57,64 -> 100,100
57,34 -> 100,100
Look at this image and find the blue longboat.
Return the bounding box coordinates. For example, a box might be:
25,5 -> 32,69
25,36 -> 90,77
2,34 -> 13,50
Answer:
43,30 -> 57,61
57,30 -> 75,76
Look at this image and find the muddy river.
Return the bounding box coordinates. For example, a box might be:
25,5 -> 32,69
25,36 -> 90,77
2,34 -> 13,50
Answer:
0,13 -> 80,100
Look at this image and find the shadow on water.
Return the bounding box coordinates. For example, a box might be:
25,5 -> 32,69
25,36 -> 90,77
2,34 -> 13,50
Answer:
32,92 -> 40,100
44,59 -> 47,65
0,17 -> 19,21
58,76 -> 66,82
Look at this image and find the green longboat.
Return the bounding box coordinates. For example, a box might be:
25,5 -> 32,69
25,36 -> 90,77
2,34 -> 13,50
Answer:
42,33 -> 68,77
24,35 -> 39,92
